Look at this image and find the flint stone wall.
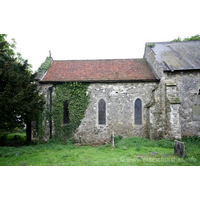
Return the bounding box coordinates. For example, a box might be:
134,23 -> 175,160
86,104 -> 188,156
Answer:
166,71 -> 200,136
74,82 -> 157,144
144,46 -> 200,138
31,57 -> 200,143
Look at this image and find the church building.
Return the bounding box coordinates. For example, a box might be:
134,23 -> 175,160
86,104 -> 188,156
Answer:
32,40 -> 200,144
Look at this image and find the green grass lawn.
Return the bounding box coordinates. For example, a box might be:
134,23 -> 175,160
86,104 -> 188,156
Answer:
0,135 -> 200,166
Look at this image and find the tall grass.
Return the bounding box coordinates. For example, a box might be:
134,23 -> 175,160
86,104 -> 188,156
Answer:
110,136 -> 174,149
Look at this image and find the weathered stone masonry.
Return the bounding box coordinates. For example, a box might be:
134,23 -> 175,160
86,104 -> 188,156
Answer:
32,41 -> 200,143
166,72 -> 200,137
144,41 -> 200,139
74,82 -> 158,144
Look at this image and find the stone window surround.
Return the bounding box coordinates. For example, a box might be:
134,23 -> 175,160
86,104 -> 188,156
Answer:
133,97 -> 143,125
96,98 -> 108,127
98,99 -> 106,125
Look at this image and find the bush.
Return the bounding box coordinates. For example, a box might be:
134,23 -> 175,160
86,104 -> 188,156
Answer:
181,135 -> 200,143
112,136 -> 175,149
0,132 -> 26,147
135,142 -> 141,151
0,134 -> 8,146
146,43 -> 155,47
67,138 -> 74,146
114,135 -> 123,144
156,139 -> 174,148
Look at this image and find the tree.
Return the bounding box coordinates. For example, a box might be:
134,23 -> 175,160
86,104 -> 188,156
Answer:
0,34 -> 33,71
0,34 -> 45,142
172,34 -> 200,42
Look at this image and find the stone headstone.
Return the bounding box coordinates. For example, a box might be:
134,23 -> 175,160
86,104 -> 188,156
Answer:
174,140 -> 185,157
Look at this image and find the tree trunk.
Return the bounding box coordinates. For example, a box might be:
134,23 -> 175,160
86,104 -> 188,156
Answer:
26,121 -> 32,143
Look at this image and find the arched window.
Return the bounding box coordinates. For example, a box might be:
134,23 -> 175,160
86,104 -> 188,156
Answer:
63,101 -> 70,124
98,99 -> 106,125
134,98 -> 142,125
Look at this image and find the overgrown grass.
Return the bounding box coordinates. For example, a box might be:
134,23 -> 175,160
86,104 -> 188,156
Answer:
0,135 -> 200,166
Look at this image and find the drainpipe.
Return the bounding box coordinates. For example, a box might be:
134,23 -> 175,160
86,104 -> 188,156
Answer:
49,86 -> 53,139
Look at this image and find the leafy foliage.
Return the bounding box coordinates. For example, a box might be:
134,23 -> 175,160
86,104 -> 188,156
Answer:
113,136 -> 174,149
0,35 -> 45,133
37,55 -> 52,77
172,34 -> 200,42
183,34 -> 200,41
0,132 -> 26,147
0,34 -> 32,71
172,37 -> 182,42
51,82 -> 90,141
0,34 -> 15,57
114,135 -> 123,144
146,43 -> 155,47
36,107 -> 45,142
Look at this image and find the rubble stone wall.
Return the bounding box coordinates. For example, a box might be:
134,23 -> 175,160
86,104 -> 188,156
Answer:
166,71 -> 200,137
74,82 -> 157,144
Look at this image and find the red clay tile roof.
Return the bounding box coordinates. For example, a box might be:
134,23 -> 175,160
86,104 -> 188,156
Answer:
40,59 -> 158,82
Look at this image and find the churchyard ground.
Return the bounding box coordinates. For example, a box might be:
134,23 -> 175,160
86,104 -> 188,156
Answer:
0,133 -> 199,166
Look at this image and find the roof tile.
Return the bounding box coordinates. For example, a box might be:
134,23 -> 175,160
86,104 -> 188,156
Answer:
40,59 -> 157,82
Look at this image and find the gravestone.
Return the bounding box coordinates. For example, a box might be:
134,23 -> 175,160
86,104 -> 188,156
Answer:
174,140 -> 185,157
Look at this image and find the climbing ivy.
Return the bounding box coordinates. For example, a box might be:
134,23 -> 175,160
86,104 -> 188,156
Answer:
37,55 -> 52,76
51,82 -> 90,141
36,108 -> 45,141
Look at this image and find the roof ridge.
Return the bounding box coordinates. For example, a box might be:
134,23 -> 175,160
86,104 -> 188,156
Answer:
52,58 -> 145,62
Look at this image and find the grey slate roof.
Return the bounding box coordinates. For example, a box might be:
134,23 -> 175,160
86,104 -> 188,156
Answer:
149,41 -> 200,71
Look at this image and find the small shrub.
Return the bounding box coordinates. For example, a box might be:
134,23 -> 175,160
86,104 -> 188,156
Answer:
146,43 -> 155,48
135,142 -> 141,151
0,134 -> 8,146
46,136 -> 61,145
67,138 -> 74,146
114,135 -> 123,144
156,139 -> 174,148
182,135 -> 200,143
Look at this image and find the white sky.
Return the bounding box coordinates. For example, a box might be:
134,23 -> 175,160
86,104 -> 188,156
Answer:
2,0 -> 199,72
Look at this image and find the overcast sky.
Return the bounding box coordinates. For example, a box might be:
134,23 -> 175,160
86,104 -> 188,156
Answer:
2,0 -> 199,72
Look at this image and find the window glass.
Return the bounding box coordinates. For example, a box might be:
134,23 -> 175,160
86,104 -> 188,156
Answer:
135,98 -> 142,124
63,101 -> 70,124
98,99 -> 106,125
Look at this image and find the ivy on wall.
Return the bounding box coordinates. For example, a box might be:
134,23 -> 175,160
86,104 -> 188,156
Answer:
36,107 -> 45,141
37,56 -> 52,77
51,82 -> 90,141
